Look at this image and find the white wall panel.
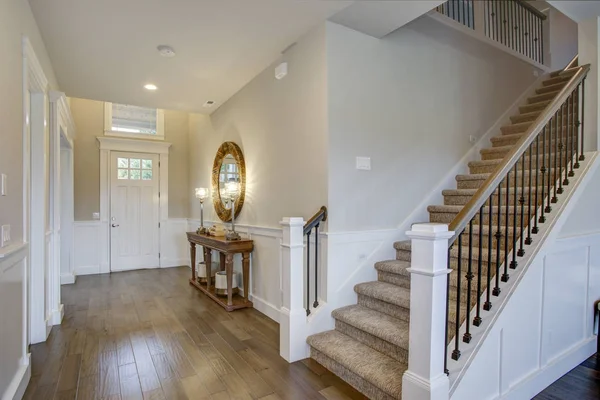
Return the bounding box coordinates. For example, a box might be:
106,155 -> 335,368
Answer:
0,245 -> 30,400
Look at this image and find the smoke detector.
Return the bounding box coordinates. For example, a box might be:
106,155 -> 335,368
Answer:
157,45 -> 176,57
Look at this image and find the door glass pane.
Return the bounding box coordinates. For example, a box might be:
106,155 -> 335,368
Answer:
118,169 -> 129,179
130,169 -> 141,180
130,159 -> 141,169
142,159 -> 152,169
118,158 -> 129,168
142,170 -> 153,180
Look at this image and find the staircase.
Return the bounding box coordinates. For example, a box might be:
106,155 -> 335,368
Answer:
306,67 -> 582,399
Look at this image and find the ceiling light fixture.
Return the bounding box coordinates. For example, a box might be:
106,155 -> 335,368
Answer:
144,84 -> 158,91
157,45 -> 176,57
203,100 -> 215,108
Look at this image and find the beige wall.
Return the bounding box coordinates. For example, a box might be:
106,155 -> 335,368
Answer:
70,97 -> 190,220
188,23 -> 328,228
326,19 -> 539,232
548,7 -> 578,70
0,0 -> 59,243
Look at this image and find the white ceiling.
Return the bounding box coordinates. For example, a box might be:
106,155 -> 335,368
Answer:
29,0 -> 352,113
548,1 -> 600,22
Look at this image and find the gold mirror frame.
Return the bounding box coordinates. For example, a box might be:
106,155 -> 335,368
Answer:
212,141 -> 246,222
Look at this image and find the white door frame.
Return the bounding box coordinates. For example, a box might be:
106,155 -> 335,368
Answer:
97,137 -> 171,272
49,91 -> 76,295
23,37 -> 53,345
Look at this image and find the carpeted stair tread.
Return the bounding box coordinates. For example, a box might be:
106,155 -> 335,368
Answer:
511,111 -> 542,124
500,121 -> 532,135
307,331 -> 405,399
355,281 -> 410,309
333,305 -> 410,350
527,90 -> 561,104
428,204 -> 526,214
519,100 -> 551,114
375,260 -> 410,277
536,81 -> 566,94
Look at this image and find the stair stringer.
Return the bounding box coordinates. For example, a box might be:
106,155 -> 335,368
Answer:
448,151 -> 600,400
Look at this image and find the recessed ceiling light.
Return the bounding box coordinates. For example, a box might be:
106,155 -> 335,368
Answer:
144,84 -> 158,91
203,100 -> 215,107
157,45 -> 176,57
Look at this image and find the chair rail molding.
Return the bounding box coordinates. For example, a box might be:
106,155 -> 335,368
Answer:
97,137 -> 171,272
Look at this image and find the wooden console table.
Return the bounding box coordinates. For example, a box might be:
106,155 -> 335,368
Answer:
186,232 -> 254,311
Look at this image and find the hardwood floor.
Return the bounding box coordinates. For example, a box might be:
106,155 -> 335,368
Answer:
24,267 -> 366,400
534,354 -> 600,399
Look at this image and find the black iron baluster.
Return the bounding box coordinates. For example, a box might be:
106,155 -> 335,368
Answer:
580,78 -> 586,161
517,152 -> 526,257
519,4 -> 523,54
306,230 -> 311,316
464,220 -> 474,343
483,193 -> 493,311
546,116 -> 554,212
493,183 -> 502,296
525,142 -> 533,245
500,0 -> 505,45
540,13 -> 544,64
539,126 -> 547,224
486,0 -> 491,38
533,134 -> 540,234
452,233 -> 462,361
314,225 -> 319,308
568,88 -> 577,177
568,92 -> 575,178
502,172 -> 510,282
445,246 -> 451,375
575,83 -> 581,168
510,163 -> 518,269
474,206 -> 484,326
556,106 -> 564,196
495,0 -> 499,42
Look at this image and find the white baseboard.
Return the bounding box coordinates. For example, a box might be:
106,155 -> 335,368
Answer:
60,272 -> 76,285
3,353 -> 31,400
503,338 -> 596,400
50,304 -> 64,326
161,258 -> 190,268
75,265 -> 100,276
251,294 -> 280,323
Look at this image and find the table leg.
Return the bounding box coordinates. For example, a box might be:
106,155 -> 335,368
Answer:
204,247 -> 212,289
242,252 -> 250,303
190,242 -> 196,282
226,253 -> 234,306
219,252 -> 226,272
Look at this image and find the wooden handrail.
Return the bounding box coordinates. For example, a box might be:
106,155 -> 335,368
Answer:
304,206 -> 327,235
564,54 -> 579,71
447,64 -> 589,245
516,0 -> 547,20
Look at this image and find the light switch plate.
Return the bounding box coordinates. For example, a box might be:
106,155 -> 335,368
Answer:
1,225 -> 10,248
356,157 -> 371,170
92,212 -> 100,220
1,174 -> 6,196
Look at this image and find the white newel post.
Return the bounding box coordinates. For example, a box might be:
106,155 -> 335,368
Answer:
402,223 -> 454,400
280,217 -> 308,362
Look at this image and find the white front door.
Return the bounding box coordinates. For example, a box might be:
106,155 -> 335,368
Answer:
110,152 -> 159,271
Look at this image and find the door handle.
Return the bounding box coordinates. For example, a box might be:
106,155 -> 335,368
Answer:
111,224 -> 120,228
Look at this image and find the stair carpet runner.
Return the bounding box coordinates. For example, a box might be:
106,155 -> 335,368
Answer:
307,69 -> 577,400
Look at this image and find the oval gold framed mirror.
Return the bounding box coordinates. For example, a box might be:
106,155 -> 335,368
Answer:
212,141 -> 246,222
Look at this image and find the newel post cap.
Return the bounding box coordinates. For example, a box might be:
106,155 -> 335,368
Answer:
406,223 -> 454,240
280,217 -> 305,227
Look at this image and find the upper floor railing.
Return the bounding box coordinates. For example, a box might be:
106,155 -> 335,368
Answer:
436,0 -> 547,65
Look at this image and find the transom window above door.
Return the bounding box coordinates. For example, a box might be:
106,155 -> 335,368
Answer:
117,157 -> 153,180
104,102 -> 165,140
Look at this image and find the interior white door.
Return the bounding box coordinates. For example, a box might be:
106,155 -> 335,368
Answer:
110,152 -> 159,271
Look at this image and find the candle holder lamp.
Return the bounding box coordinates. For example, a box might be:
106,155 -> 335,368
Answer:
195,187 -> 210,234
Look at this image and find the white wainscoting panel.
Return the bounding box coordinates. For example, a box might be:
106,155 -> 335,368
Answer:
73,221 -> 104,276
0,243 -> 31,400
160,218 -> 189,268
450,232 -> 600,400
